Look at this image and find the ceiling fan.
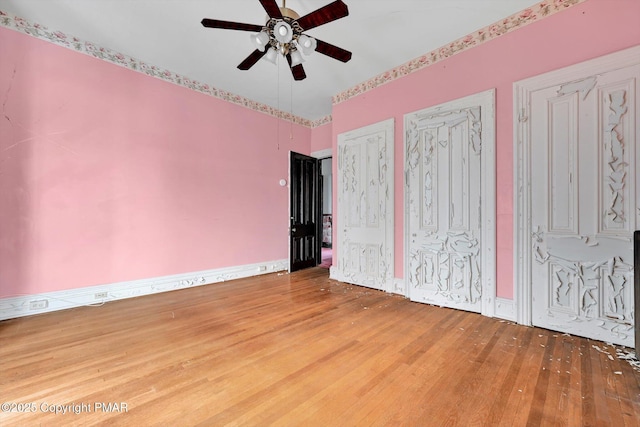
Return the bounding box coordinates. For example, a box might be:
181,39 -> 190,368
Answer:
201,0 -> 352,81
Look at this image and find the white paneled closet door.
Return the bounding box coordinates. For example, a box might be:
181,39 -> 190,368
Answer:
332,119 -> 394,292
405,90 -> 496,315
515,46 -> 639,346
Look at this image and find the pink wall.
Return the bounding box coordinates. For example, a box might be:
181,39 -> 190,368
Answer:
331,0 -> 640,299
0,26 -> 311,298
310,122 -> 332,153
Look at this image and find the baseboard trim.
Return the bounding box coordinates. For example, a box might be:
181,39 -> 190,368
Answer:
328,266 -> 341,282
391,278 -> 405,296
494,297 -> 516,322
331,269 -> 516,318
329,267 -> 401,295
0,259 -> 288,321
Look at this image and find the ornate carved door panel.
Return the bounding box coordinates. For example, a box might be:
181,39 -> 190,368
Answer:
515,46 -> 639,346
332,119 -> 394,291
405,90 -> 496,314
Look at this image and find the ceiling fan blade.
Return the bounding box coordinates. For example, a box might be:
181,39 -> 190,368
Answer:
314,38 -> 352,63
201,19 -> 263,32
286,54 -> 307,81
238,49 -> 268,70
296,0 -> 349,31
291,64 -> 307,81
258,0 -> 283,19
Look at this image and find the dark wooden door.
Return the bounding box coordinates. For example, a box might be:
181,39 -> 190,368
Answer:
635,230 -> 639,356
290,152 -> 321,272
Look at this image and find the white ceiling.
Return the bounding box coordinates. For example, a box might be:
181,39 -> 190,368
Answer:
0,0 -> 541,121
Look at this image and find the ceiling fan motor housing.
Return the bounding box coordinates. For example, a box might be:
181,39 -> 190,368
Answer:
279,7 -> 300,20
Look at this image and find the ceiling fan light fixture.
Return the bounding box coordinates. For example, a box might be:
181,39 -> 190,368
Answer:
250,31 -> 270,51
290,49 -> 305,66
273,21 -> 293,44
200,0 -> 352,80
264,47 -> 278,64
297,35 -> 317,55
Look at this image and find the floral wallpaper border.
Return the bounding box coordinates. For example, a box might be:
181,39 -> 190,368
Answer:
1,0 -> 586,128
0,9 -> 327,128
333,0 -> 587,105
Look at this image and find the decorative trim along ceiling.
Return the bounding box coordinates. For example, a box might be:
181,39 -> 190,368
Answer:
0,9 -> 323,128
332,0 -> 586,104
0,0 -> 585,129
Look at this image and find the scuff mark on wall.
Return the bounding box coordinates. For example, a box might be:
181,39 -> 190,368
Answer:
2,65 -> 16,127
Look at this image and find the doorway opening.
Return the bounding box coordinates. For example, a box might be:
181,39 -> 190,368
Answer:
289,152 -> 333,272
319,157 -> 332,269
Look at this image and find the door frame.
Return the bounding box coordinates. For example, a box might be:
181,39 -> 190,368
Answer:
513,45 -> 640,326
312,149 -> 334,262
317,155 -> 333,250
403,89 -> 496,317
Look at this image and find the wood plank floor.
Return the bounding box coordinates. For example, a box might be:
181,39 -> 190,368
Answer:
1,268 -> 639,426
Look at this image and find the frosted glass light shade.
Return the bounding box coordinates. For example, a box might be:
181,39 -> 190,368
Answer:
290,49 -> 304,66
251,31 -> 270,51
264,48 -> 278,64
298,35 -> 317,55
273,21 -> 293,44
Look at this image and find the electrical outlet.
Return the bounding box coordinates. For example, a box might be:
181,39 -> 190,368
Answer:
94,292 -> 108,299
29,300 -> 48,310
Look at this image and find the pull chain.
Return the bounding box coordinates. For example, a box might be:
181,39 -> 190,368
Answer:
277,54 -> 281,150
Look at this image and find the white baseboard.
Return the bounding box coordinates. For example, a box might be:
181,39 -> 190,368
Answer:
329,268 -> 519,321
328,267 -> 402,295
391,278 -> 405,296
328,266 -> 341,282
0,259 -> 288,321
494,297 -> 516,322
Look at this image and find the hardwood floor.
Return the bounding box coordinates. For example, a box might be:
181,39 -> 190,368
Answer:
1,268 -> 639,426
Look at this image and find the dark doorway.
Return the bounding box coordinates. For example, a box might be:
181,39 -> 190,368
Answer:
319,157 -> 333,269
290,152 -> 321,272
